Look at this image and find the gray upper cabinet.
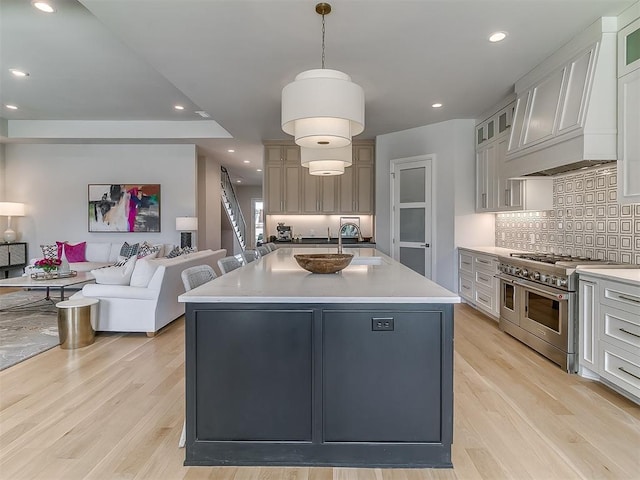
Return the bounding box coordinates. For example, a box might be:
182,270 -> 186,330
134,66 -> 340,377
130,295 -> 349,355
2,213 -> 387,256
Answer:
264,141 -> 375,215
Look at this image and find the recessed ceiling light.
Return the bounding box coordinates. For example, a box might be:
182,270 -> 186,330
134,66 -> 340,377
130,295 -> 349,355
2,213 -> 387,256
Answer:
432,103 -> 443,108
243,160 -> 250,164
227,149 -> 235,153
32,1 -> 55,13
174,105 -> 184,110
236,180 -> 242,183
489,31 -> 508,43
10,69 -> 29,77
195,110 -> 210,118
257,169 -> 263,172
5,105 -> 18,110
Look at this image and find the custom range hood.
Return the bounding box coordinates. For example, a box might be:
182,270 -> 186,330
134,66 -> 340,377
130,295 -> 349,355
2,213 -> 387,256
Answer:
504,18 -> 618,178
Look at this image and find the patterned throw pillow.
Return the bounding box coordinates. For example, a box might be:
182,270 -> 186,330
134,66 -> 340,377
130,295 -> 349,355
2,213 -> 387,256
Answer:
137,241 -> 160,258
166,246 -> 182,259
119,242 -> 139,259
40,244 -> 58,260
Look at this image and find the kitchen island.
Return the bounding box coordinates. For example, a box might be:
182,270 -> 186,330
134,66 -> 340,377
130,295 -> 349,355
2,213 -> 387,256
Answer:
179,248 -> 460,467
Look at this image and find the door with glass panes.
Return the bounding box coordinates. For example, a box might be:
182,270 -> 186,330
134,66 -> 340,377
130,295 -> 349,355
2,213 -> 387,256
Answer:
391,157 -> 433,279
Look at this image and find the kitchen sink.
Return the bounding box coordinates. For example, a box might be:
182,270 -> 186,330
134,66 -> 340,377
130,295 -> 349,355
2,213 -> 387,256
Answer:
349,256 -> 383,266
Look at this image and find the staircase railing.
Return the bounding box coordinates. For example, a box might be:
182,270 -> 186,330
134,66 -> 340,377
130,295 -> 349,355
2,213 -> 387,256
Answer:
220,166 -> 247,249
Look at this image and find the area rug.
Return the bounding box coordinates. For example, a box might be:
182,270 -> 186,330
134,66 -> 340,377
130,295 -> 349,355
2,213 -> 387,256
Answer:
0,290 -> 60,371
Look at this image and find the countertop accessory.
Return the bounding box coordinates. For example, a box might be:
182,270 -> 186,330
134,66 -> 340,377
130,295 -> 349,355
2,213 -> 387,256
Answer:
294,253 -> 353,274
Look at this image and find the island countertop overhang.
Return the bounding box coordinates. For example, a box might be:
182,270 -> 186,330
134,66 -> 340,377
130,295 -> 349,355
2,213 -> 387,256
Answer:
179,247 -> 461,304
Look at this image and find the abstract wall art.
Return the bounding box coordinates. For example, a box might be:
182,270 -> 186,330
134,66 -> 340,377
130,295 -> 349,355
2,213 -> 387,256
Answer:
88,184 -> 160,232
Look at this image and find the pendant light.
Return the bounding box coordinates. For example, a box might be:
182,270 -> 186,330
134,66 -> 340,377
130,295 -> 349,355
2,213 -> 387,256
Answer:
281,3 -> 364,154
301,145 -> 352,176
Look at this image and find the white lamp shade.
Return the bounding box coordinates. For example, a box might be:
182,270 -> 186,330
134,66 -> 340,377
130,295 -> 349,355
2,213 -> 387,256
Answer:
308,161 -> 346,176
0,202 -> 25,217
301,145 -> 352,175
176,216 -> 198,231
282,69 -> 364,148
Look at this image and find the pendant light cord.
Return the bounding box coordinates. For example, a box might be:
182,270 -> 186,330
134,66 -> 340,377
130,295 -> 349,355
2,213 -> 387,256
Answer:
321,12 -> 326,69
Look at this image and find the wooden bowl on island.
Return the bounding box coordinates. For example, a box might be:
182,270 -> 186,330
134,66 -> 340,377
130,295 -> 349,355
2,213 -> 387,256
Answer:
294,253 -> 354,274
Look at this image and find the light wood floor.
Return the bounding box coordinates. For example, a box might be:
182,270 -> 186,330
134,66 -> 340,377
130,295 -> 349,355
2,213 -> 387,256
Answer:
0,303 -> 638,480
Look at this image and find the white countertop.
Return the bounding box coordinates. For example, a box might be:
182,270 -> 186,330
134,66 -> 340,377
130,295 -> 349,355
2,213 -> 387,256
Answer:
577,267 -> 640,285
457,246 -> 524,257
179,248 -> 461,304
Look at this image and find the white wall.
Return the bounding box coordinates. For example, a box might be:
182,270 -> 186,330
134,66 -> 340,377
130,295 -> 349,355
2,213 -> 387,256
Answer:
5,144 -> 197,259
0,144 -> 5,201
375,119 -> 494,291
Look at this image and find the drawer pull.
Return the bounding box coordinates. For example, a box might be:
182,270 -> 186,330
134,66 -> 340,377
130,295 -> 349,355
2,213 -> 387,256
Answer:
618,367 -> 640,381
477,259 -> 490,264
618,294 -> 640,304
619,328 -> 640,339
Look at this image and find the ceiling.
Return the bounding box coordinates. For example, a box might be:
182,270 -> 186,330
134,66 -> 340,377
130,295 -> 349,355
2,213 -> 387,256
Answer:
1,0 -> 636,186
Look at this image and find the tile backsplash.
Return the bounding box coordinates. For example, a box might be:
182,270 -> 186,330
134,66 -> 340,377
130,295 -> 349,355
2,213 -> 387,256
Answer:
495,165 -> 640,265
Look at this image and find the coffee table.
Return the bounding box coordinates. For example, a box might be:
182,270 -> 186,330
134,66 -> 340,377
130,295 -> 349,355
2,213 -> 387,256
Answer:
0,272 -> 95,311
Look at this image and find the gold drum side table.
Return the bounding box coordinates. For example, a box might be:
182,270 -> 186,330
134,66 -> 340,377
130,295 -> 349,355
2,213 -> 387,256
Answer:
56,298 -> 98,349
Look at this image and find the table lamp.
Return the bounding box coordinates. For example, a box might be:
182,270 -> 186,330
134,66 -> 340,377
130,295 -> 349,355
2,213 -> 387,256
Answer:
176,216 -> 198,248
0,202 -> 26,243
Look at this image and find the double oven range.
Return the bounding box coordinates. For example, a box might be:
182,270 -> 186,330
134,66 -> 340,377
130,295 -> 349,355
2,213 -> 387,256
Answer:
496,253 -> 622,373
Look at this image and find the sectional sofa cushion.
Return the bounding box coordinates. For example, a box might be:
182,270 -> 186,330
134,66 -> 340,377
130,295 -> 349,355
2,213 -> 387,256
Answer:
91,255 -> 137,285
129,251 -> 160,287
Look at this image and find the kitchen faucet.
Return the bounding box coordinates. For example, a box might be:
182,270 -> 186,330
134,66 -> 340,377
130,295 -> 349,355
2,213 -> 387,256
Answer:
337,222 -> 362,254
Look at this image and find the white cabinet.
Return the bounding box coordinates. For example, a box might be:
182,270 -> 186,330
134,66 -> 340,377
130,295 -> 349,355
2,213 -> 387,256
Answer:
475,142 -> 497,212
475,100 -> 552,212
578,273 -> 640,402
579,279 -> 598,371
503,20 -> 617,178
476,101 -> 512,212
458,249 -> 499,320
508,44 -> 596,155
617,17 -> 640,204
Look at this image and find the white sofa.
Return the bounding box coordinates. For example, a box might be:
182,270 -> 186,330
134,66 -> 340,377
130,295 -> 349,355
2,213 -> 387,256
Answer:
26,242 -> 176,274
70,248 -> 227,336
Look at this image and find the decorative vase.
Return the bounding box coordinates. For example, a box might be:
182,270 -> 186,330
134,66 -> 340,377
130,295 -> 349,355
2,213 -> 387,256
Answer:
58,250 -> 71,274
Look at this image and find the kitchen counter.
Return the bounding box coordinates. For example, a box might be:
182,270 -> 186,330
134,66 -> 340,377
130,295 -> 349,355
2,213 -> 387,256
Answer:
458,245 -> 526,257
273,239 -> 376,248
180,247 -> 455,467
577,267 -> 640,285
180,247 -> 459,304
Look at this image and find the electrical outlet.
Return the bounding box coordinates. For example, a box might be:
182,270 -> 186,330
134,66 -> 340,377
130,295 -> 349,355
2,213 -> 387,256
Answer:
372,318 -> 394,331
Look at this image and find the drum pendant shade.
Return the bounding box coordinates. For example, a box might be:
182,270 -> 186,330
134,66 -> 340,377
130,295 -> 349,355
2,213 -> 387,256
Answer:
282,69 -> 364,149
301,145 -> 352,176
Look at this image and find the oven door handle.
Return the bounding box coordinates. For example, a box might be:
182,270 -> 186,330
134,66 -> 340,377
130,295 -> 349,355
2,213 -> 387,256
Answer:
496,274 -> 516,283
512,280 -> 571,300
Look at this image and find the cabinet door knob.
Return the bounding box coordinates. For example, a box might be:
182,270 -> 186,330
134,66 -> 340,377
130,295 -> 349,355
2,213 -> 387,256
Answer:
421,244 -> 430,248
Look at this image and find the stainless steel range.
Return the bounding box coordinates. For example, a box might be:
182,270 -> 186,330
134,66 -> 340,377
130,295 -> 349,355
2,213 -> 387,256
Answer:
496,253 -> 623,373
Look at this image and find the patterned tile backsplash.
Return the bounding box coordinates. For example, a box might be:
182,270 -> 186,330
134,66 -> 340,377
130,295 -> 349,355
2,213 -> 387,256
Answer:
495,165 -> 640,265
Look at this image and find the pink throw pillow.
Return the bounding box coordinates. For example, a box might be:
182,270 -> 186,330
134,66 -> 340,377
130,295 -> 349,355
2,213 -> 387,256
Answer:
64,242 -> 87,262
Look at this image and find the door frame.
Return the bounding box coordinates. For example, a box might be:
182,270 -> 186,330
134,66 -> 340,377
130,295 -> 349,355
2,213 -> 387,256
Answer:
389,154 -> 437,281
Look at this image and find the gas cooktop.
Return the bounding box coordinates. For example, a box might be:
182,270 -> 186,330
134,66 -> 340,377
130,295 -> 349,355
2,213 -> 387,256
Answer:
509,253 -> 617,266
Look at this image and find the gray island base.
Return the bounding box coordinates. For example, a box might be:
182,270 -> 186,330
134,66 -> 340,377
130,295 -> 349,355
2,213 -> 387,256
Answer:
180,249 -> 458,468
